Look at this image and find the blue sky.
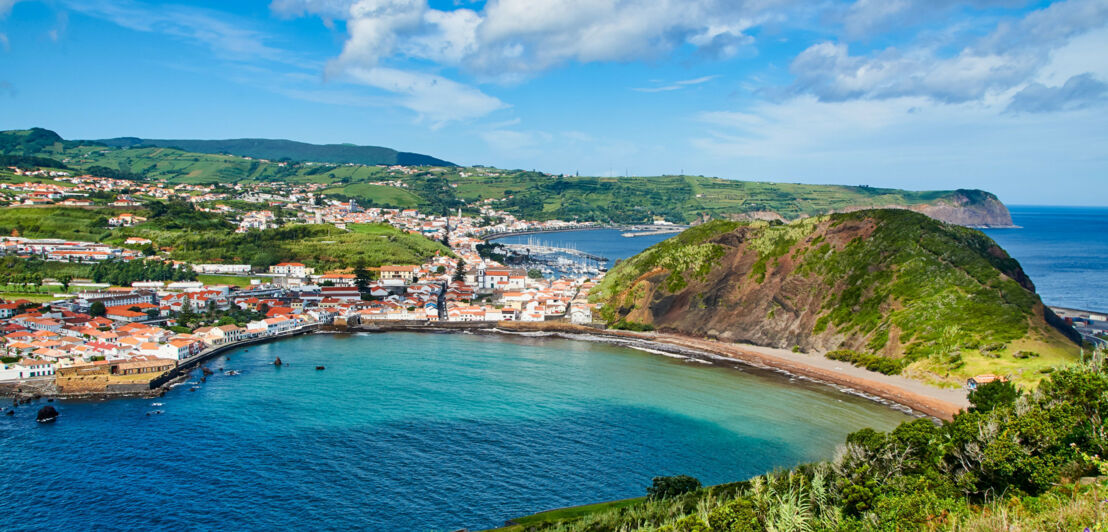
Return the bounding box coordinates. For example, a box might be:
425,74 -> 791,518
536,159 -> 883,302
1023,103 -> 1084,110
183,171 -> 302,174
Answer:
1,0 -> 1107,205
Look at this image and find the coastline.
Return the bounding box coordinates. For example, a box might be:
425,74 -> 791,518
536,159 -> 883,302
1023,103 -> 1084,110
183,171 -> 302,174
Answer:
350,321 -> 969,421
10,321 -> 967,420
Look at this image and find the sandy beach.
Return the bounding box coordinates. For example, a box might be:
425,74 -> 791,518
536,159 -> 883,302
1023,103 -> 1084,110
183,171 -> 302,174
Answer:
485,322 -> 969,421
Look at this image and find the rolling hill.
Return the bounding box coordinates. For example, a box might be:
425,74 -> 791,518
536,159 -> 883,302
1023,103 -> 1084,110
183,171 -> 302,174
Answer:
591,209 -> 1080,386
93,136 -> 454,166
1,128 -> 1014,226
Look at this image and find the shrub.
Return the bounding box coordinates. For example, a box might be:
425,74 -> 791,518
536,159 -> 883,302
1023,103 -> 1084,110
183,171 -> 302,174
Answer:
826,349 -> 906,375
647,475 -> 702,500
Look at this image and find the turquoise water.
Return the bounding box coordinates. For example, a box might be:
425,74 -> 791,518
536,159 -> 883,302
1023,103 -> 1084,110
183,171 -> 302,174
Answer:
0,332 -> 909,530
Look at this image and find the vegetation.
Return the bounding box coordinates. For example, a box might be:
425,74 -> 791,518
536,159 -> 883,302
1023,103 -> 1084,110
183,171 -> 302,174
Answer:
501,363 -> 1108,531
826,350 -> 907,376
2,128 -> 1006,224
94,136 -> 452,166
88,260 -> 195,286
0,207 -> 126,241
593,210 -> 1079,385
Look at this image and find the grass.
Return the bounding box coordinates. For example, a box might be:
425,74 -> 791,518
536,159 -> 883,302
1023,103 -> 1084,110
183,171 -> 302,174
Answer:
196,274 -> 259,287
0,207 -> 123,241
321,183 -> 422,208
595,210 -> 1080,384
10,131 -> 996,224
0,292 -> 62,303
494,497 -> 646,530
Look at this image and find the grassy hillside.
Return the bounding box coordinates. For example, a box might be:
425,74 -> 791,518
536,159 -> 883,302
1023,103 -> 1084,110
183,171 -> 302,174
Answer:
94,136 -> 453,166
592,210 -> 1080,387
497,365 -> 1108,531
1,128 -> 1012,226
0,204 -> 449,270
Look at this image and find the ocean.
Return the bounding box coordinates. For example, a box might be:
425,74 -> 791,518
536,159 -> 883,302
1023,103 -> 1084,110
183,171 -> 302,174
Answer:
499,207 -> 1108,311
983,205 -> 1108,311
0,333 -> 909,531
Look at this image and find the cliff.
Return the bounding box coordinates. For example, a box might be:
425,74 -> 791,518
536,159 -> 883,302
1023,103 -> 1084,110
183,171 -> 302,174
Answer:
592,210 -> 1077,385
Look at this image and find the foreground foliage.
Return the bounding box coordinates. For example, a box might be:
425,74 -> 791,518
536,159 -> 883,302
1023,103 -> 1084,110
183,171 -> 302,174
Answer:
504,365 -> 1108,531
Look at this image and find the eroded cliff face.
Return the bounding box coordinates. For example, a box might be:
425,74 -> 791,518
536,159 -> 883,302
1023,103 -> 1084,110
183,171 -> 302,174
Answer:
910,191 -> 1014,227
593,210 -> 1074,365
836,190 -> 1014,228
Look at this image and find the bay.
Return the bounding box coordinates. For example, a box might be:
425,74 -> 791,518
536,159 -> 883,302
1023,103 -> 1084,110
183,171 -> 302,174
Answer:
0,333 -> 909,531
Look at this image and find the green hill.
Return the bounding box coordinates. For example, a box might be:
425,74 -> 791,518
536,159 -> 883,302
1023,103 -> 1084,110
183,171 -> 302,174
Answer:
93,136 -> 454,167
1,128 -> 1014,226
592,209 -> 1080,387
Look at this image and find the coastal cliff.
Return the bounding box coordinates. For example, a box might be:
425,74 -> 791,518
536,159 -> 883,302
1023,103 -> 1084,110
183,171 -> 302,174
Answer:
910,189 -> 1014,227
592,209 -> 1077,385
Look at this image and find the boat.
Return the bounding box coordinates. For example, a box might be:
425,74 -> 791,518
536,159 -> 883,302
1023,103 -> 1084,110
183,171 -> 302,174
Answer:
151,402 -> 164,407
145,410 -> 164,416
315,365 -> 325,371
226,370 -> 241,376
36,405 -> 59,423
189,387 -> 198,392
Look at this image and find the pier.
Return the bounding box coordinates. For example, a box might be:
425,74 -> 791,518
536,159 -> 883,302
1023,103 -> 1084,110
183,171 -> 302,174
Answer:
498,240 -> 607,262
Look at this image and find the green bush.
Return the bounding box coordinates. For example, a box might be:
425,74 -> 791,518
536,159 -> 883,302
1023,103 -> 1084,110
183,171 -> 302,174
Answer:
647,475 -> 702,500
826,349 -> 906,375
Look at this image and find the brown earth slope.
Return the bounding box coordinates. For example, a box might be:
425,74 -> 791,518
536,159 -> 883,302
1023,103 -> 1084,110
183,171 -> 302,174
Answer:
592,209 -> 1078,385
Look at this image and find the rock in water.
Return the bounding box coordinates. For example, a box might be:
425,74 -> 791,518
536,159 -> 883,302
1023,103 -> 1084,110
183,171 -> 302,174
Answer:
274,357 -> 283,366
36,405 -> 58,423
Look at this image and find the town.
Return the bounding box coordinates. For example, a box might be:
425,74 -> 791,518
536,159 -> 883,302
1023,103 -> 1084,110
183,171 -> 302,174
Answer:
0,168 -> 606,396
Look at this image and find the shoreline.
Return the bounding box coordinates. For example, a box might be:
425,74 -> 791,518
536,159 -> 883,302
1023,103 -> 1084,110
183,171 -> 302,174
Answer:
8,321 -> 968,420
349,321 -> 969,421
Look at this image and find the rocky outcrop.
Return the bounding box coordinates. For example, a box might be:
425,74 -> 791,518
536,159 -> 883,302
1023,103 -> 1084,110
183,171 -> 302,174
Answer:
910,190 -> 1014,227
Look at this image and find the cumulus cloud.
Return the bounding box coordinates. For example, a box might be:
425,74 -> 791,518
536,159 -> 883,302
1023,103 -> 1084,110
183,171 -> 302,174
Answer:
789,0 -> 1108,104
1007,73 -> 1108,113
838,0 -> 1031,39
280,0 -> 776,78
344,66 -> 506,127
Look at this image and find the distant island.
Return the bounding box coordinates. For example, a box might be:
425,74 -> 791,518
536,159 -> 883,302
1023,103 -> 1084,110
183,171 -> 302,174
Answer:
2,127 -> 1012,227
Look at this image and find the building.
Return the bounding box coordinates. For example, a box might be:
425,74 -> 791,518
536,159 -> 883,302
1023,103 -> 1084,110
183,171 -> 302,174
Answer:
379,265 -> 419,282
270,262 -> 314,277
193,264 -> 252,275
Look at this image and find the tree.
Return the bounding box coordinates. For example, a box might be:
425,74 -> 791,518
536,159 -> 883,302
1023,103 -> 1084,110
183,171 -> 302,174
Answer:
646,475 -> 701,500
527,268 -> 543,279
453,259 -> 466,283
968,379 -> 1021,413
57,274 -> 72,292
258,302 -> 270,316
354,265 -> 372,293
89,301 -> 106,317
177,297 -> 196,327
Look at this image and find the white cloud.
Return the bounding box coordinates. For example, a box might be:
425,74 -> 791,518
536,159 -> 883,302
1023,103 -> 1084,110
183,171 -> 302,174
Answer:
788,0 -> 1108,106
0,0 -> 22,17
633,75 -> 719,92
691,94 -> 1108,201
282,0 -> 776,78
345,66 -> 506,127
65,0 -> 295,64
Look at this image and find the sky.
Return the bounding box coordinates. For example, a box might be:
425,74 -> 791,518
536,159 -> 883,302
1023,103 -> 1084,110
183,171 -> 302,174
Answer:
1,0 -> 1106,206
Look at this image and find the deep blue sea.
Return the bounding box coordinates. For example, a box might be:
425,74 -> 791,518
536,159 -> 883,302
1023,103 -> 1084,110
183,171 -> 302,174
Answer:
499,208 -> 1108,311
984,205 -> 1108,311
0,333 -> 908,531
